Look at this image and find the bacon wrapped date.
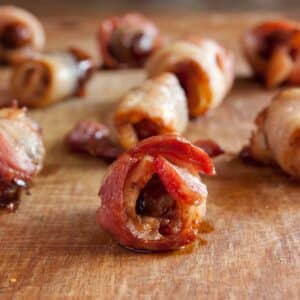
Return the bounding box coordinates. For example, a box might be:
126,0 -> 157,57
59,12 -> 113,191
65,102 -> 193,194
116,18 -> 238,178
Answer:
146,37 -> 234,117
0,5 -> 45,65
11,48 -> 95,108
243,20 -> 300,88
66,120 -> 122,162
243,89 -> 300,179
114,73 -> 188,150
98,12 -> 162,69
0,107 -> 45,210
97,135 -> 215,251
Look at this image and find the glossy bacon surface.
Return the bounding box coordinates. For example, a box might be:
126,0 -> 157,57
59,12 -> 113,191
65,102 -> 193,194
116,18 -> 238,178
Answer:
243,20 -> 300,88
66,120 -> 122,162
0,107 -> 44,183
0,107 -> 45,209
97,135 -> 214,251
98,12 -> 162,69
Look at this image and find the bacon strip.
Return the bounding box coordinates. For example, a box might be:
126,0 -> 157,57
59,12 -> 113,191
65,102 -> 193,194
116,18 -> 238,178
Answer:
243,19 -> 300,88
0,107 -> 45,210
97,135 -> 214,251
98,12 -> 162,69
11,47 -> 95,107
242,88 -> 300,179
65,120 -> 122,162
146,37 -> 234,117
0,5 -> 45,65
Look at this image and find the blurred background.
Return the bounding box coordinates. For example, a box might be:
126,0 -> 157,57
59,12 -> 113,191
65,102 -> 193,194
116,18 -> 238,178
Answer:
2,0 -> 300,15
1,0 -> 299,77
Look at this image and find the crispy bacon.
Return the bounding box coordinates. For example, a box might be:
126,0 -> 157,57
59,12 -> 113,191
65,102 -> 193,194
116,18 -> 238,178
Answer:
0,6 -> 45,65
194,139 -> 224,158
0,107 -> 45,210
243,19 -> 300,88
66,120 -> 122,162
97,135 -> 214,251
146,37 -> 234,117
98,12 -> 162,69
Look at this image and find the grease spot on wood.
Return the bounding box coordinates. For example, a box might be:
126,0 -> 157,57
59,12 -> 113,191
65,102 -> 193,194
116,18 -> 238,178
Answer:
40,164 -> 60,177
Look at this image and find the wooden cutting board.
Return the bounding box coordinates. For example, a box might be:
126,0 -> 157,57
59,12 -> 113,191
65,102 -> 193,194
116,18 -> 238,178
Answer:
0,12 -> 300,299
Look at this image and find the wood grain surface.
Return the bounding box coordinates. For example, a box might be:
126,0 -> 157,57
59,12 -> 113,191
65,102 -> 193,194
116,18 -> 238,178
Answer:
0,12 -> 300,299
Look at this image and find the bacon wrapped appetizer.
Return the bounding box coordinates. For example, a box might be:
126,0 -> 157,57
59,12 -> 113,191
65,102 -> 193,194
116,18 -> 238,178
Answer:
11,48 -> 95,108
65,120 -> 122,162
243,20 -> 300,88
98,12 -> 162,69
97,135 -> 215,251
0,5 -> 45,65
0,107 -> 45,210
146,37 -> 234,117
114,73 -> 188,150
243,89 -> 300,179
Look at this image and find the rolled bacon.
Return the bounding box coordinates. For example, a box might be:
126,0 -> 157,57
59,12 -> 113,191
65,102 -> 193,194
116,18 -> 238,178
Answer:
98,12 -> 162,69
243,20 -> 300,88
97,135 -> 215,251
11,48 -> 95,108
243,88 -> 300,179
0,5 -> 45,65
0,107 -> 45,210
146,37 -> 234,117
114,73 -> 188,150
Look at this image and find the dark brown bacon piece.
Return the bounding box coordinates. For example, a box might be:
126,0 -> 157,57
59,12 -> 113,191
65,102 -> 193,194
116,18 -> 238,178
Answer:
97,135 -> 214,251
0,107 -> 45,210
243,20 -> 300,88
98,13 -> 162,69
66,120 -> 122,162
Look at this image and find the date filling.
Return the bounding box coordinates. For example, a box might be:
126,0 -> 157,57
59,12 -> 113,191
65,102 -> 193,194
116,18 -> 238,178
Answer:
109,28 -> 154,66
0,22 -> 31,49
133,119 -> 161,140
135,174 -> 180,236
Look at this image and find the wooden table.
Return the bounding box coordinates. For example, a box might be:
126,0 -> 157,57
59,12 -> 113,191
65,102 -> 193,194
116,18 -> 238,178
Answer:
0,12 -> 300,299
